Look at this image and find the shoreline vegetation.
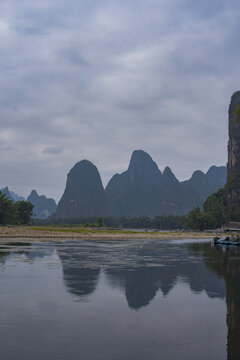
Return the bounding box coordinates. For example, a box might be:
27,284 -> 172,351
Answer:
0,226 -> 216,240
0,188 -> 229,233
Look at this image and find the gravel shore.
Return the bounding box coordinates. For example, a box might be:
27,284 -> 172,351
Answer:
0,226 -> 213,241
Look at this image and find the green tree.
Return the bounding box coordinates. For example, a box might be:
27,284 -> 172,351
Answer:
203,188 -> 227,228
97,216 -> 103,227
0,191 -> 16,225
186,207 -> 203,230
186,188 -> 228,231
15,201 -> 34,224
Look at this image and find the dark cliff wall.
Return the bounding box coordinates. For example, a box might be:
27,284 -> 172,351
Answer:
226,91 -> 240,217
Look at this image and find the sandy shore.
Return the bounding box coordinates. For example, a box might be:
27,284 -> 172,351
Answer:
0,226 -> 214,241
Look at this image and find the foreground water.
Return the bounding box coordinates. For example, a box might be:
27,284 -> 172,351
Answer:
0,238 -> 239,359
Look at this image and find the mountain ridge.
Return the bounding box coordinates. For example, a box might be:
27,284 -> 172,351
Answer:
56,150 -> 227,218
27,190 -> 57,219
104,150 -> 226,216
1,150 -> 227,218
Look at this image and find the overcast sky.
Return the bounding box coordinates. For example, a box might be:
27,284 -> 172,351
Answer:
0,0 -> 239,201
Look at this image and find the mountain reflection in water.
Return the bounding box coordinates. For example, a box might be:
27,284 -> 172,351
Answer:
57,240 -> 225,309
189,242 -> 240,360
57,240 -> 240,359
1,239 -> 240,359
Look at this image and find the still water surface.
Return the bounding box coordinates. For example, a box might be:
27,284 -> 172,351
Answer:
0,238 -> 238,359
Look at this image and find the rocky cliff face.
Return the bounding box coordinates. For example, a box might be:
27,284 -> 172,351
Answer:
27,190 -> 57,219
226,91 -> 240,215
56,160 -> 107,218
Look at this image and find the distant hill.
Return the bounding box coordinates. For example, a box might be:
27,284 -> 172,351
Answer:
181,166 -> 227,209
1,187 -> 14,201
0,186 -> 57,219
56,160 -> 107,218
56,150 -> 227,218
9,190 -> 25,202
0,187 -> 25,202
27,190 -> 57,219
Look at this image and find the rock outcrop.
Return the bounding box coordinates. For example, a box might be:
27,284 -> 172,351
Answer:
56,160 -> 107,218
226,91 -> 240,217
27,190 -> 57,219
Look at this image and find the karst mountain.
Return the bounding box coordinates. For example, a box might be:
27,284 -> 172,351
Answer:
56,150 -> 226,218
56,160 -> 107,218
27,190 -> 57,219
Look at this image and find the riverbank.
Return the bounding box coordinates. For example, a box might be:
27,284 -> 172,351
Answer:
0,226 -> 215,240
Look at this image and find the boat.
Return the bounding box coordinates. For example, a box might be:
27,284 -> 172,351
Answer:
213,236 -> 240,246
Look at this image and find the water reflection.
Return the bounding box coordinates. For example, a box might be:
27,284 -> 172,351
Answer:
57,240 -> 225,309
0,239 -> 233,360
189,242 -> 240,360
57,240 -> 240,358
57,243 -> 101,298
0,240 -> 230,310
0,241 -> 54,264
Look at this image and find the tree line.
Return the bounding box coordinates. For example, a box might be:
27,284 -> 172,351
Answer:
34,214 -> 187,230
186,189 -> 227,230
36,188 -> 229,231
0,191 -> 33,225
0,186 -> 228,230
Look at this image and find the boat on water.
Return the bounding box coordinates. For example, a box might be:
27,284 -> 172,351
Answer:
213,236 -> 240,246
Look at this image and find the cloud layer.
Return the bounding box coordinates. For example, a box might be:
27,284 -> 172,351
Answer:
0,0 -> 239,201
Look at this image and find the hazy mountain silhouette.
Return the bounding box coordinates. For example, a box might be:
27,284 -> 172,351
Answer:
1,186 -> 15,201
4,150 -> 225,219
27,190 -> 57,219
181,166 -> 227,208
106,150 -> 226,216
9,190 -> 25,202
105,150 -> 163,216
56,160 -> 107,218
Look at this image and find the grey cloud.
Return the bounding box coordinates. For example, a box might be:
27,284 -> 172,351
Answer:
15,26 -> 51,36
60,48 -> 93,68
42,147 -> 63,155
0,0 -> 239,200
